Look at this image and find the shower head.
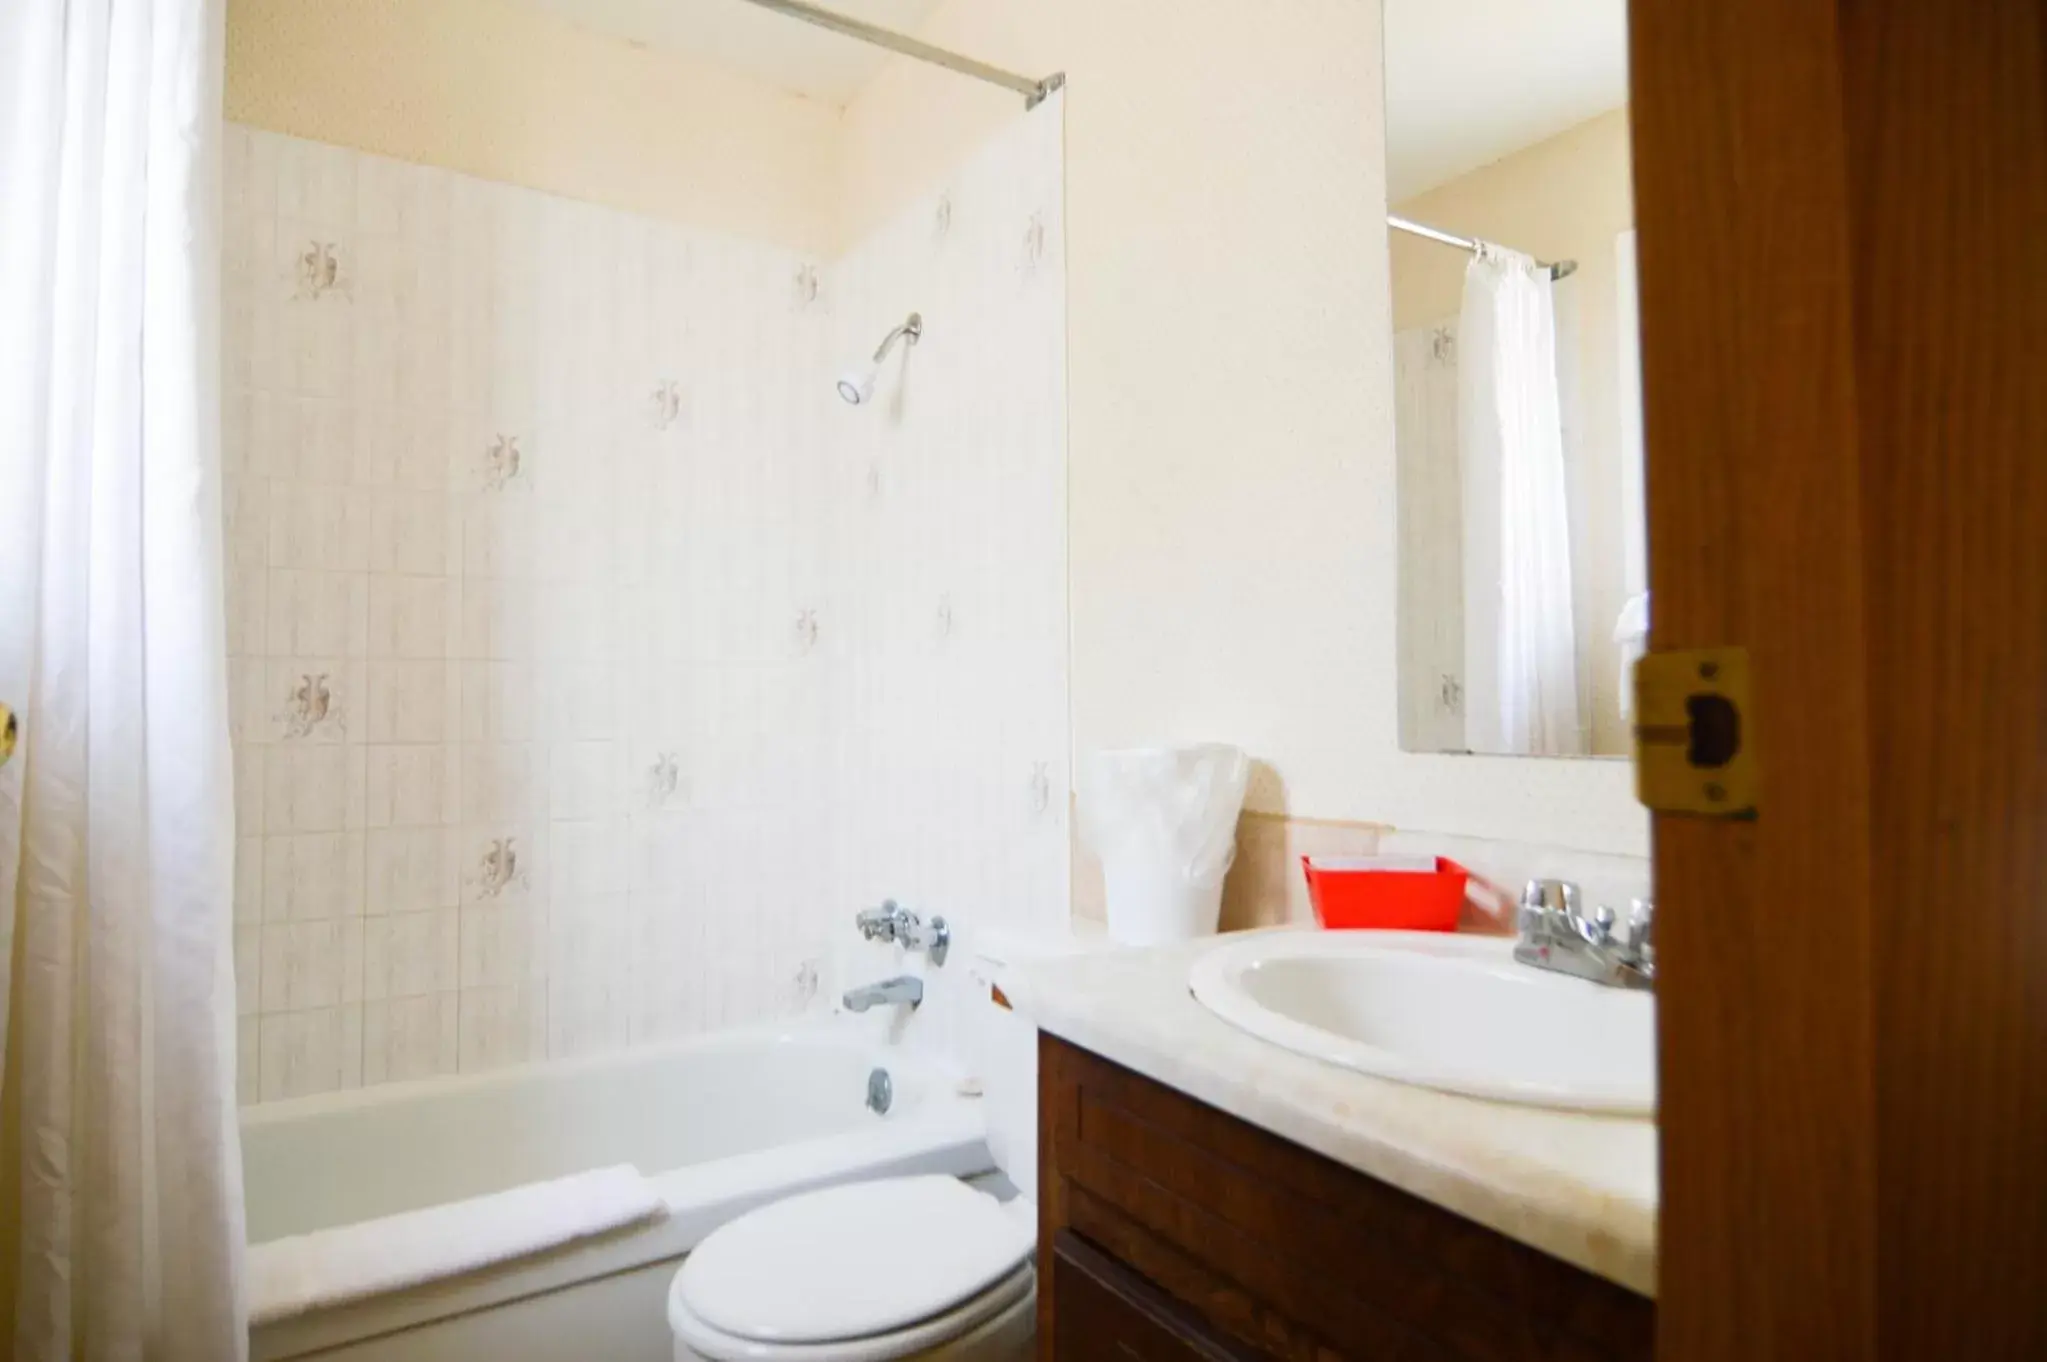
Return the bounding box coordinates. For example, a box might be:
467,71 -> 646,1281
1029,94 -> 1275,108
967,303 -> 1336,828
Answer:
837,311 -> 922,405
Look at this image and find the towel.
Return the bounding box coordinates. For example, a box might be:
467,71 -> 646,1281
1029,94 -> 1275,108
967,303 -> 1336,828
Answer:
250,1165 -> 666,1325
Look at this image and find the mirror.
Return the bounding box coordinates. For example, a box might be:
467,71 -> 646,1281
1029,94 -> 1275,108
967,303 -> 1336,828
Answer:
1387,0 -> 1641,759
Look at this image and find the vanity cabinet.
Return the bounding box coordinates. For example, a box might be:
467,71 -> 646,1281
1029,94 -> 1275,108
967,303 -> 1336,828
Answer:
1035,1034 -> 1654,1361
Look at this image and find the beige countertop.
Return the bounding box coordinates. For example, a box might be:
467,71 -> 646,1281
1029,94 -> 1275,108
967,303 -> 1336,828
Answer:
1003,933 -> 1659,1297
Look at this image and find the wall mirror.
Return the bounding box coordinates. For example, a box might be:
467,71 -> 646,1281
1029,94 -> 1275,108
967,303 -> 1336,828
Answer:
1388,0 -> 1642,759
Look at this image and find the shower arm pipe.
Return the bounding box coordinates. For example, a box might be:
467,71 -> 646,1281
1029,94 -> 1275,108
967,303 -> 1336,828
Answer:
1388,214 -> 1579,281
872,312 -> 922,363
734,0 -> 1066,108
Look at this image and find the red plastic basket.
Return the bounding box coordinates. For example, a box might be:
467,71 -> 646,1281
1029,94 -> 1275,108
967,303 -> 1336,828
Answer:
1301,856 -> 1470,932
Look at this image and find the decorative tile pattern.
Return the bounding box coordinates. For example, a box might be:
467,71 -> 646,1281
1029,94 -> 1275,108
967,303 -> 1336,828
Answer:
224,104 -> 1069,1102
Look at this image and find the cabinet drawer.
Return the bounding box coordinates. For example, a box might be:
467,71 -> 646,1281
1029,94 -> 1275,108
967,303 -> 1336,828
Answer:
1049,1231 -> 1262,1362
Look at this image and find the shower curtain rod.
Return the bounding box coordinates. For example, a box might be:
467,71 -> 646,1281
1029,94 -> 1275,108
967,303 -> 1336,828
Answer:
1389,214 -> 1579,281
734,0 -> 1066,108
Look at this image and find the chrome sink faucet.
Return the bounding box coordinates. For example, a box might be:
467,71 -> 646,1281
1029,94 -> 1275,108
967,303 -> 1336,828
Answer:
1513,879 -> 1655,991
855,899 -> 950,966
843,976 -> 924,1012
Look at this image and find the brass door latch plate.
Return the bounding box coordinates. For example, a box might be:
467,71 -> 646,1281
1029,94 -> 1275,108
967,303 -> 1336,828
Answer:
0,703 -> 15,770
1632,647 -> 1756,816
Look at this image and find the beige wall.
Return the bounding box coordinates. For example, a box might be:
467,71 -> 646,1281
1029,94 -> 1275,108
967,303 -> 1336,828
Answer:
1391,109 -> 1636,756
841,1 -> 1645,854
225,0 -> 843,255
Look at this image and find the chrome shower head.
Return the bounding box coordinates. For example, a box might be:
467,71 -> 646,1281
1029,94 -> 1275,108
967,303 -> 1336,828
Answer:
837,312 -> 921,405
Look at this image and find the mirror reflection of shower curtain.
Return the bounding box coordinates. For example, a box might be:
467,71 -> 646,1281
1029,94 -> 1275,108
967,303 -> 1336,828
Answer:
1458,246 -> 1587,756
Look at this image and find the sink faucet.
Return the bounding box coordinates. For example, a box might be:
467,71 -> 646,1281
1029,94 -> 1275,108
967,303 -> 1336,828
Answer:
842,975 -> 924,1012
1513,880 -> 1655,991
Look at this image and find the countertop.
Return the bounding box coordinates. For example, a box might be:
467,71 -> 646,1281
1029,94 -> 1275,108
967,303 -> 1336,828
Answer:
1002,933 -> 1660,1297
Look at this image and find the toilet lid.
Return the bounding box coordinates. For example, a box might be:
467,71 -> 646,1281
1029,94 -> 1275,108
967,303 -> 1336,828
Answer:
676,1176 -> 1034,1345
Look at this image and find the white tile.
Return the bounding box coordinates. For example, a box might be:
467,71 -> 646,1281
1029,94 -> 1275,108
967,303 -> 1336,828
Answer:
367,576 -> 450,659
455,583 -> 533,660
368,489 -> 451,576
460,496 -> 535,580
364,744 -> 455,828
235,926 -> 261,1018
262,832 -> 366,921
362,910 -> 459,1000
457,984 -> 545,1074
258,919 -> 363,1011
263,657 -> 362,744
262,745 -> 364,834
258,1006 -> 363,1102
266,570 -> 367,658
225,564 -> 269,657
235,837 -> 265,924
459,743 -> 540,824
459,662 -> 534,741
456,824 -> 540,905
550,819 -> 624,900
547,741 -> 616,822
234,742 -> 266,839
237,1015 -> 261,1106
546,894 -> 629,986
269,481 -> 370,572
366,659 -> 454,743
222,474 -> 270,575
362,993 -> 459,1084
459,903 -> 544,989
366,826 -> 460,914
538,662 -> 617,741
547,978 -> 628,1060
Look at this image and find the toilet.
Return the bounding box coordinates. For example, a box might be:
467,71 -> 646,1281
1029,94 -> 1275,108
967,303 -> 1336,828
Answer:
666,1175 -> 1035,1361
667,933 -> 1063,1361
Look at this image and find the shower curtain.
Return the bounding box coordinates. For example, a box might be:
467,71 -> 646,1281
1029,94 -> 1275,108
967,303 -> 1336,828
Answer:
0,1 -> 247,1358
1458,245 -> 1585,756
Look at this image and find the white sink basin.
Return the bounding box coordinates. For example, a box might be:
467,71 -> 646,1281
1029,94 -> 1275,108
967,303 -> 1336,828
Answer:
1189,931 -> 1656,1114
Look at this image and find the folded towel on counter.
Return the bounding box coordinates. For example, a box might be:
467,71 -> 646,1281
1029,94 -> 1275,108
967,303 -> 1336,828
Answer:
250,1164 -> 667,1325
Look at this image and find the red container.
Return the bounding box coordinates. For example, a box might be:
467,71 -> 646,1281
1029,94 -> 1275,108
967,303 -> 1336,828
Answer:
1302,856 -> 1470,932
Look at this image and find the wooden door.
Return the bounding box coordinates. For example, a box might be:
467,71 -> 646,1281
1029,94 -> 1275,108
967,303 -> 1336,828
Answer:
1630,1 -> 2047,1358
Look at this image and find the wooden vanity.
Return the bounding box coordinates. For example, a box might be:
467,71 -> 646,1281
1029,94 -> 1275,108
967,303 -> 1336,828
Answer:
1035,1034 -> 1655,1361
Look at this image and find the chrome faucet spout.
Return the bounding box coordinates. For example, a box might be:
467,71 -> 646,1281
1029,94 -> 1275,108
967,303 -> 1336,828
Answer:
1512,880 -> 1655,991
842,975 -> 924,1012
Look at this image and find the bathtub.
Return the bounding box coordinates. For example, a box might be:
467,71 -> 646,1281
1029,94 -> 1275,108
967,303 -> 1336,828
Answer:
243,1020 -> 993,1362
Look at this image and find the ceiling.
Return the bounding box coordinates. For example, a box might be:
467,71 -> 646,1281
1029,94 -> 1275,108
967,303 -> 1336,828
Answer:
507,0 -> 948,106
1383,0 -> 1629,202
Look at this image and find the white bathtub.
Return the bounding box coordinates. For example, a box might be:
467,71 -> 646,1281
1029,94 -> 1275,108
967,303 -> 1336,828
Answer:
243,1020 -> 993,1362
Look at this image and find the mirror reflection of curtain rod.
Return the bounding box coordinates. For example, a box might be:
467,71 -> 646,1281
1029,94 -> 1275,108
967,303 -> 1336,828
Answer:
733,0 -> 1066,108
1388,214 -> 1579,281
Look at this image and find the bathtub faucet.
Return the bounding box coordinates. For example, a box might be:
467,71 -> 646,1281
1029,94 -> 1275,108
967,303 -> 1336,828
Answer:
842,975 -> 924,1012
854,900 -> 951,966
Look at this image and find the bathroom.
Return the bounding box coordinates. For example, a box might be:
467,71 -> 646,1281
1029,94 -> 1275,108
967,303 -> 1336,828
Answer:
5,0 -> 2045,1359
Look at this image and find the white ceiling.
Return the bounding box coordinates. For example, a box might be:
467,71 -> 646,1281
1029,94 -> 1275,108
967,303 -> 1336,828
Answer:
508,0 -> 948,106
1383,0 -> 1629,202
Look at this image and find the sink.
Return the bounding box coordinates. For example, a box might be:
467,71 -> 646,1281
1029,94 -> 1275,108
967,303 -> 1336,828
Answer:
1188,931 -> 1656,1115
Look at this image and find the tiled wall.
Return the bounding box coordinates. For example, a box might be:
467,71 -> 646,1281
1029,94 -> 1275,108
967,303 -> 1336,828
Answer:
826,98 -> 1072,1066
222,102 -> 1068,1103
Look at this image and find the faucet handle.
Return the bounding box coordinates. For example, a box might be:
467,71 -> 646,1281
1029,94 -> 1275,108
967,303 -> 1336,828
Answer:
1625,898 -> 1655,961
855,900 -> 903,942
1588,902 -> 1617,944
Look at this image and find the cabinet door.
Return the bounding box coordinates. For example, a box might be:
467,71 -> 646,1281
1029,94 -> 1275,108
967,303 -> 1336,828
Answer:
1048,1232 -> 1263,1362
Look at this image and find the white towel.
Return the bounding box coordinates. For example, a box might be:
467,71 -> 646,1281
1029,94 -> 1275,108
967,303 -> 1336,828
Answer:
250,1165 -> 666,1325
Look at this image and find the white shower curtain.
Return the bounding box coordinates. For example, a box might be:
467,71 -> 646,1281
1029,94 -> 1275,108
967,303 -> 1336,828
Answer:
0,1 -> 247,1359
1458,245 -> 1585,756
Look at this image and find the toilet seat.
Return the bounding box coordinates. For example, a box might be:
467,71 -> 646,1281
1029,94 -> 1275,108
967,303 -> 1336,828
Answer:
669,1176 -> 1037,1362
669,1260 -> 1034,1362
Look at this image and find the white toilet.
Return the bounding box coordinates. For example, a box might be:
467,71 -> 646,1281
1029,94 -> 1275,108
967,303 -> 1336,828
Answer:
666,1176 -> 1036,1361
